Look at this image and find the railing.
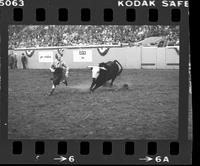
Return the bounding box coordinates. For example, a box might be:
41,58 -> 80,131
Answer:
14,44 -> 122,51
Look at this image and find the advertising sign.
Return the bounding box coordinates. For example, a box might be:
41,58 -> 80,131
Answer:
73,50 -> 92,62
38,51 -> 53,63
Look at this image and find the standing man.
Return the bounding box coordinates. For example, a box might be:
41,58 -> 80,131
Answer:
8,53 -> 14,69
13,53 -> 18,69
9,52 -> 17,69
21,53 -> 27,69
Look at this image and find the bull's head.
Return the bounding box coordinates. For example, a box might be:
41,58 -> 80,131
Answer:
88,66 -> 107,79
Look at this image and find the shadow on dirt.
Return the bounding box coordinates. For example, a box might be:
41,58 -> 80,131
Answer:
48,83 -> 132,96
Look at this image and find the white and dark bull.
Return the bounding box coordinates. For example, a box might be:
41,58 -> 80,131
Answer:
88,60 -> 123,92
48,65 -> 69,96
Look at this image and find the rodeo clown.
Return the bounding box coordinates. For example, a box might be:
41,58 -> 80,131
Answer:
49,53 -> 69,95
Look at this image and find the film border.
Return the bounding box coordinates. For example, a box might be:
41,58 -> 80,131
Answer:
0,0 -> 191,164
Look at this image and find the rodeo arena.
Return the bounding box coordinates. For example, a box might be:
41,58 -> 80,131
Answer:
7,25 -> 192,139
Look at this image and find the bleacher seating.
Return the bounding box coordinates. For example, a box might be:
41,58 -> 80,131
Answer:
8,25 -> 179,49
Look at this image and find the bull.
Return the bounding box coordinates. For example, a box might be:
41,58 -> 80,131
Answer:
88,60 -> 123,92
48,65 -> 69,96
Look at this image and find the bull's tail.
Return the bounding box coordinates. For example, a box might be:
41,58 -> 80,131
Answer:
114,60 -> 123,76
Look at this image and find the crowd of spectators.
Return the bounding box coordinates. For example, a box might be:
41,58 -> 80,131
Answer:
8,25 -> 179,49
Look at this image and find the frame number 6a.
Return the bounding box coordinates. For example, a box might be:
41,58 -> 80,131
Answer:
155,156 -> 169,163
139,156 -> 169,163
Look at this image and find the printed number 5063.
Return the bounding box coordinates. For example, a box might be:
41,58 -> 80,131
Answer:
0,0 -> 24,6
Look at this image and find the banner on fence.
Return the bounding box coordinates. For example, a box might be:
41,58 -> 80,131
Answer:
97,47 -> 109,56
38,51 -> 53,63
73,49 -> 92,62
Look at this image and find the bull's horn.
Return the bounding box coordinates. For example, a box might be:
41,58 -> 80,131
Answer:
100,67 -> 107,70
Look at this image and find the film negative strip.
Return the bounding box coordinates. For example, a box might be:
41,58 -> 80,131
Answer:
0,0 -> 193,165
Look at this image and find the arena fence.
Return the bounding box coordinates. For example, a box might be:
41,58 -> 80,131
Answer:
9,45 -> 179,69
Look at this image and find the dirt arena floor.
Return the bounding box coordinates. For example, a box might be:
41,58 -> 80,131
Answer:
8,69 -> 182,139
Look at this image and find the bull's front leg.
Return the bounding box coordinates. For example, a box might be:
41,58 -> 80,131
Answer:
91,83 -> 103,92
90,78 -> 96,92
110,76 -> 116,87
